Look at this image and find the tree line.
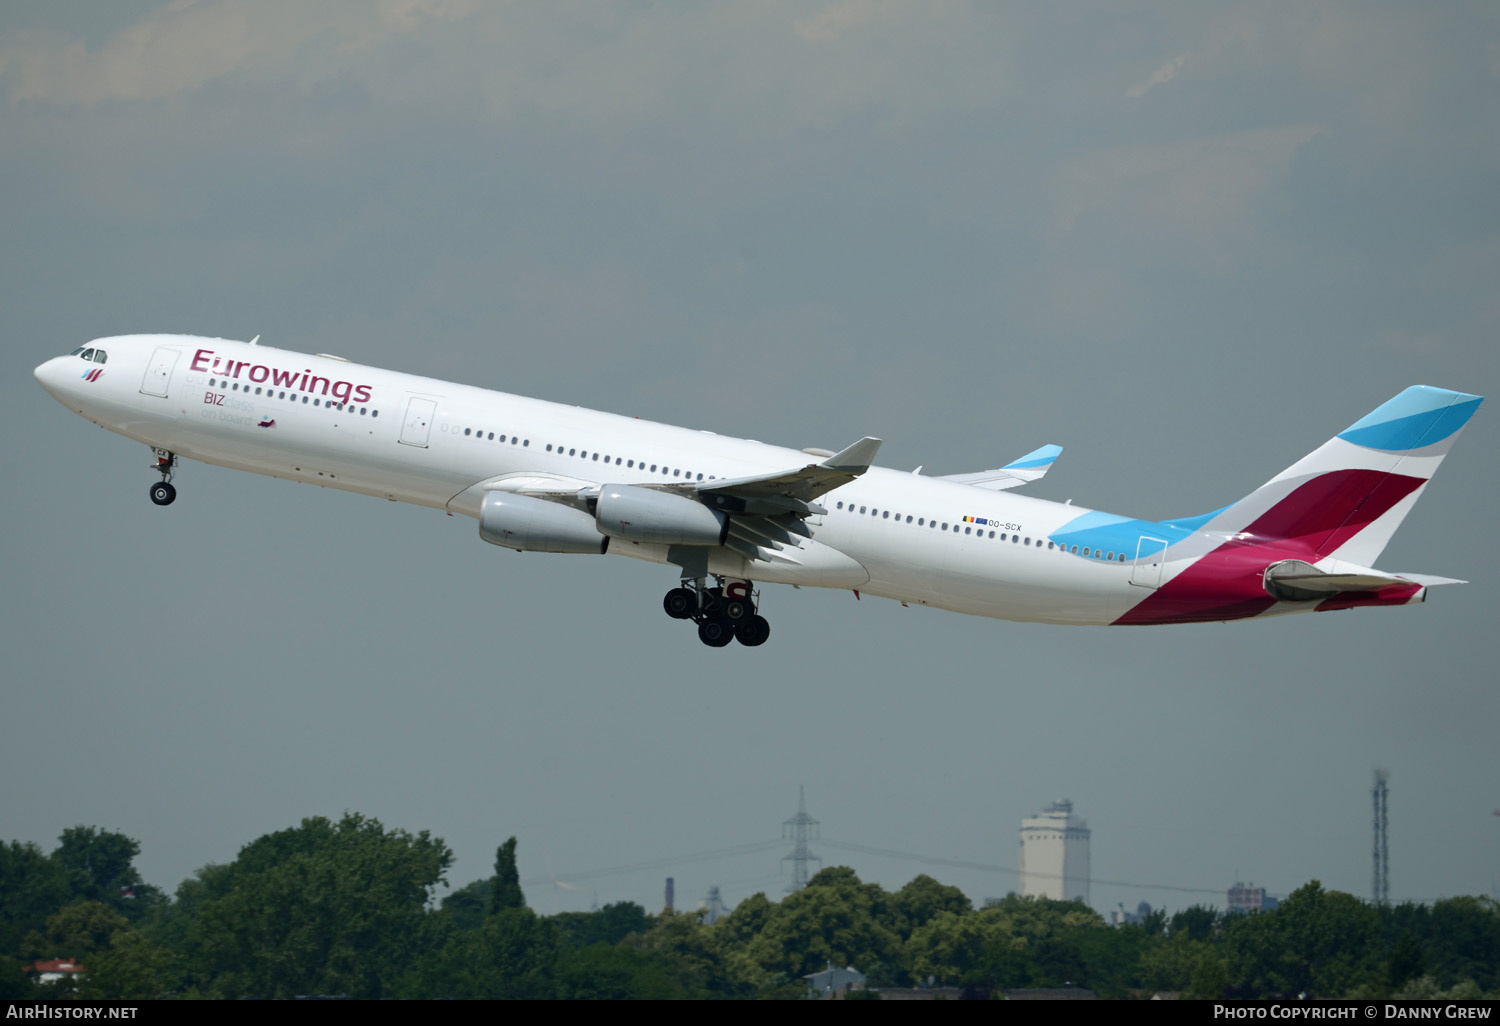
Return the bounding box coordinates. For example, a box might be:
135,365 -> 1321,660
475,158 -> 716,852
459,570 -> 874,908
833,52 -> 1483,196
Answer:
2,813 -> 1496,999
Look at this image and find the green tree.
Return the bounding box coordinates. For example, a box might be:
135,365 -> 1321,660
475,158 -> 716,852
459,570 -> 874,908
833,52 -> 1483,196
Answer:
142,863 -> 234,954
0,956 -> 35,1000
0,841 -> 73,957
1426,896 -> 1500,992
708,892 -> 781,993
53,827 -> 153,914
1073,921 -> 1154,998
551,902 -> 651,950
1224,881 -> 1380,997
891,875 -> 971,939
440,878 -> 493,930
554,943 -> 677,1000
977,893 -> 1104,989
491,837 -> 523,913
741,867 -> 902,983
632,909 -> 743,997
1171,905 -> 1220,943
187,813 -> 452,998
1139,935 -> 1211,993
1185,949 -> 1228,1000
1384,932 -> 1427,994
22,901 -> 130,960
904,909 -> 1000,985
75,930 -> 179,1000
418,907 -> 556,999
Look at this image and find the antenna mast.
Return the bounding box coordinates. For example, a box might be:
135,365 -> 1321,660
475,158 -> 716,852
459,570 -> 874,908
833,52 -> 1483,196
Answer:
1372,769 -> 1389,906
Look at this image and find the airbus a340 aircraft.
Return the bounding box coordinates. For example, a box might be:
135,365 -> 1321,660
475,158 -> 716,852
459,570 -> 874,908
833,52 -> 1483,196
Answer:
36,335 -> 1481,648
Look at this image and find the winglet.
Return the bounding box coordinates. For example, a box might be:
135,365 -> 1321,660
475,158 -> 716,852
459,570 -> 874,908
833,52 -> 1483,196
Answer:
821,436 -> 882,474
937,443 -> 1063,490
1001,444 -> 1062,472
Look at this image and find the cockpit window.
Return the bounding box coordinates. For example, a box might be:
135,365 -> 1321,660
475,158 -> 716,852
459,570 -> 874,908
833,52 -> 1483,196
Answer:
80,348 -> 95,361
91,349 -> 107,364
70,347 -> 86,356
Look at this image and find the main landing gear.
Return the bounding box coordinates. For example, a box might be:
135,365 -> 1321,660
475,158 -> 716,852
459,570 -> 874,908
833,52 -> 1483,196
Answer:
663,578 -> 771,648
149,449 -> 177,506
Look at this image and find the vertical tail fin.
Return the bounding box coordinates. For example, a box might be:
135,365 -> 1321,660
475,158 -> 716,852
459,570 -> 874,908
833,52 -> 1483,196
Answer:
1215,386 -> 1482,565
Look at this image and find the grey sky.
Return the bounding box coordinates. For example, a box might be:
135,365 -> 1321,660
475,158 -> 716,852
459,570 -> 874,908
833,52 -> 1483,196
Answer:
4,2 -> 1497,918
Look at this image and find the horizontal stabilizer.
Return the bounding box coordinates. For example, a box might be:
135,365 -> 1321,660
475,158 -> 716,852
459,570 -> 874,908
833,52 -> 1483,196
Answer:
938,444 -> 1062,491
1387,572 -> 1467,587
1262,559 -> 1463,602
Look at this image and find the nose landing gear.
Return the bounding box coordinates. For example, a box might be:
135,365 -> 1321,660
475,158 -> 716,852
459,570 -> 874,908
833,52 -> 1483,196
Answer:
149,449 -> 177,506
663,577 -> 771,648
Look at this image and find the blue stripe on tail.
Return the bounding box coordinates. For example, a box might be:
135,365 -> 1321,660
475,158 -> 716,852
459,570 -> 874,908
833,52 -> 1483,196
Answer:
1338,386 -> 1483,452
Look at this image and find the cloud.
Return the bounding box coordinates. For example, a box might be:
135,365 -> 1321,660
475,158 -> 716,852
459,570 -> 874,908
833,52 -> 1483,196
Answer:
1126,52 -> 1187,98
793,0 -> 939,43
1047,124 -> 1325,267
0,0 -> 480,106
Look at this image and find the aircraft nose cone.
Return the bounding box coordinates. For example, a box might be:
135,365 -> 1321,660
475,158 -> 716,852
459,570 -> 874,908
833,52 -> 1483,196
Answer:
34,356 -> 72,399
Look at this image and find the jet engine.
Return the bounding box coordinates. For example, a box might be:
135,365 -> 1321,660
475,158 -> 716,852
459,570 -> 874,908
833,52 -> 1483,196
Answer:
479,492 -> 608,554
595,483 -> 729,546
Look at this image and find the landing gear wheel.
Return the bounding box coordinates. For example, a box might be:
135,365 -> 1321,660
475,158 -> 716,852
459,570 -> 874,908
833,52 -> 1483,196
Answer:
721,598 -> 751,623
150,481 -> 176,506
697,618 -> 734,648
735,615 -> 771,647
663,588 -> 698,620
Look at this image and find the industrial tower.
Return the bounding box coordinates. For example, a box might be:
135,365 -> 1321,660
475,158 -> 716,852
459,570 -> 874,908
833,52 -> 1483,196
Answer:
1373,770 -> 1389,906
1019,799 -> 1091,904
782,786 -> 822,892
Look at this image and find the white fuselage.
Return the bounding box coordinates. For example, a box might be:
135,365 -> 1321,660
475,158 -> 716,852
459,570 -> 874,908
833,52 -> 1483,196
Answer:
34,334 -> 1184,626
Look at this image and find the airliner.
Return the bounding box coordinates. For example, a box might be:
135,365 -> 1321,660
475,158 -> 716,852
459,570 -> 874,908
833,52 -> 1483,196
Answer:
35,335 -> 1481,647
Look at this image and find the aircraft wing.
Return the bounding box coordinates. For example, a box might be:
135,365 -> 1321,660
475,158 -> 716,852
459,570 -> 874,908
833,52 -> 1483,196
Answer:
690,436 -> 882,512
454,438 -> 881,566
936,444 -> 1062,490
659,436 -> 882,564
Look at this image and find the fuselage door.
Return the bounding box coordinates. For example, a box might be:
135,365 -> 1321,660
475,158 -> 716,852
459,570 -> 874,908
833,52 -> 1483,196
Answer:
139,347 -> 180,397
400,396 -> 438,447
1129,536 -> 1167,589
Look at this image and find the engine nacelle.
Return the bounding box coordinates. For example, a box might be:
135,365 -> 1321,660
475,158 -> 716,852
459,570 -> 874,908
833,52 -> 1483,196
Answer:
595,483 -> 729,546
479,492 -> 608,554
